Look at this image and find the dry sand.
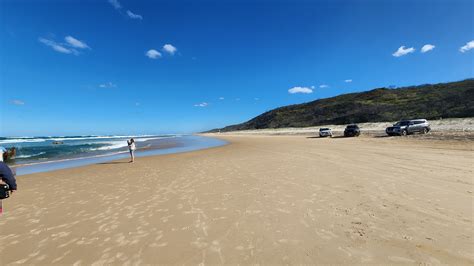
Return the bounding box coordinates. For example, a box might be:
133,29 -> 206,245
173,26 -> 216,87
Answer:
0,134 -> 473,264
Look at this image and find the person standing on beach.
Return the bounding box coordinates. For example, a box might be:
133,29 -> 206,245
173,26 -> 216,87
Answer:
0,147 -> 6,162
0,147 -> 16,162
127,138 -> 136,163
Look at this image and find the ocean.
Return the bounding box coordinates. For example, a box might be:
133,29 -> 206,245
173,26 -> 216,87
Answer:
0,135 -> 226,175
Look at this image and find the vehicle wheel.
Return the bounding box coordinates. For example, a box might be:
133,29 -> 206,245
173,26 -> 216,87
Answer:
401,130 -> 407,136
423,127 -> 428,134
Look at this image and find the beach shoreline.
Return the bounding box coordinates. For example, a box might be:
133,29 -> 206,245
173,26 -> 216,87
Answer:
0,133 -> 472,264
10,135 -> 227,176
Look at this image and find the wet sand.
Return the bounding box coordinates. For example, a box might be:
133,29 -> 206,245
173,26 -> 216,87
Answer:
0,134 -> 473,264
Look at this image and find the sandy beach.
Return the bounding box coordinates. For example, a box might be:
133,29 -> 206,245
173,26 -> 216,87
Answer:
0,134 -> 473,264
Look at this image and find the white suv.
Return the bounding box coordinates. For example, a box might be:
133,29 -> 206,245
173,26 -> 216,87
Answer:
319,128 -> 333,137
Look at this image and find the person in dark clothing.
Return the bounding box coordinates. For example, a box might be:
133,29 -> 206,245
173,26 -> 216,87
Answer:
0,162 -> 16,214
0,161 -> 17,191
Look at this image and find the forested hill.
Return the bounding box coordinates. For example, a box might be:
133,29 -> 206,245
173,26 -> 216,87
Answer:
208,79 -> 474,132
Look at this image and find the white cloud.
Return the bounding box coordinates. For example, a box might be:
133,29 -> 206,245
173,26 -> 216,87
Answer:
288,86 -> 313,94
108,0 -> 121,9
145,49 -> 162,59
162,44 -> 177,55
344,79 -> 352,83
392,46 -> 415,57
319,84 -> 329,88
99,82 -> 117,88
39,37 -> 75,54
127,10 -> 143,20
12,99 -> 25,105
194,102 -> 208,107
65,36 -> 90,49
40,36 -> 90,55
460,40 -> 474,53
310,85 -> 315,89
421,44 -> 435,53
218,97 -> 224,100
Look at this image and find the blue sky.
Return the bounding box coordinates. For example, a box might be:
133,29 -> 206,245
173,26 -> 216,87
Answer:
1,0 -> 473,136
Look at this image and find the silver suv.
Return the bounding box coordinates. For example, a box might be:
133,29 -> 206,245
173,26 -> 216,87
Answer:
386,119 -> 431,136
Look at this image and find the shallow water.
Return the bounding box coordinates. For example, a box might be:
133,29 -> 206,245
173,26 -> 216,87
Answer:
12,135 -> 227,175
1,134 -> 175,165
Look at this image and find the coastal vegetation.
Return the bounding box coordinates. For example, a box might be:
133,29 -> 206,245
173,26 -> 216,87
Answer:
210,79 -> 474,132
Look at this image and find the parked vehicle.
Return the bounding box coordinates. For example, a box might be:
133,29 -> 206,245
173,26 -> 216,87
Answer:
319,128 -> 333,137
386,119 -> 430,136
344,124 -> 360,137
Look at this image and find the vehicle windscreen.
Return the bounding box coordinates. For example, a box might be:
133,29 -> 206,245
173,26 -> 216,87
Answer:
320,128 -> 330,131
347,125 -> 358,129
399,121 -> 410,126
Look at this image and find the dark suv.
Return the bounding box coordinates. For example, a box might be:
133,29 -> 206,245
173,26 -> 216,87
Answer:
344,124 -> 360,137
386,119 -> 430,136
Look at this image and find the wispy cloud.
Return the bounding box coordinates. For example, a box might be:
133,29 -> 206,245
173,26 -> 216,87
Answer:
460,40 -> 474,53
39,37 -> 76,54
108,0 -> 121,9
194,102 -> 208,107
39,35 -> 90,55
145,49 -> 162,59
344,79 -> 352,83
127,10 -> 143,20
162,44 -> 177,55
288,86 -> 313,94
218,97 -> 224,100
99,82 -> 117,88
254,98 -> 260,101
392,46 -> 415,57
421,44 -> 435,53
65,36 -> 90,49
12,99 -> 25,105
108,0 -> 143,20
319,84 -> 329,88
